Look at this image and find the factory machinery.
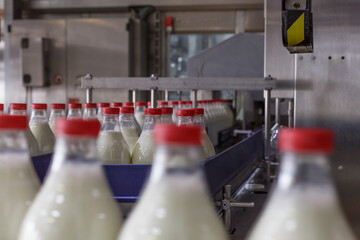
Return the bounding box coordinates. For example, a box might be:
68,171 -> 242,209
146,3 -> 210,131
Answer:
3,0 -> 360,239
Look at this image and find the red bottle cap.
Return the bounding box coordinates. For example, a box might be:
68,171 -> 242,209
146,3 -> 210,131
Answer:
185,101 -> 192,104
0,104 -> 3,111
176,109 -> 195,117
123,102 -> 134,107
31,103 -> 47,110
10,103 -> 27,110
120,107 -> 134,114
51,104 -> 65,110
144,108 -> 162,115
0,115 -> 27,130
111,102 -> 122,107
147,101 -> 151,107
179,101 -> 187,105
188,108 -> 204,115
102,107 -> 120,115
84,103 -> 97,109
158,101 -> 168,106
136,102 -> 146,107
68,103 -> 82,109
161,107 -> 173,115
154,124 -> 201,145
56,118 -> 100,137
97,103 -> 110,108
169,101 -> 179,105
278,128 -> 334,153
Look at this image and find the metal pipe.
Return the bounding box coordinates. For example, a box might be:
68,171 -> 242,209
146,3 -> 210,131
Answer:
288,99 -> 294,128
164,90 -> 169,101
264,89 -> 271,182
86,88 -> 93,103
191,89 -> 198,108
275,98 -> 280,124
151,88 -> 157,108
132,90 -> 137,103
223,185 -> 232,232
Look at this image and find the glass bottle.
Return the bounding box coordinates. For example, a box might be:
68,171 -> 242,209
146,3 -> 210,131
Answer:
49,103 -> 66,134
169,101 -> 179,123
83,103 -> 98,120
0,114 -> 40,240
119,107 -> 139,155
29,103 -> 55,154
118,124 -> 229,240
67,103 -> 82,119
97,107 -> 130,164
132,108 -> 162,164
97,103 -> 110,122
9,103 -> 39,156
190,108 -> 216,159
161,107 -> 173,123
135,102 -> 146,130
19,119 -> 123,240
246,128 -> 356,240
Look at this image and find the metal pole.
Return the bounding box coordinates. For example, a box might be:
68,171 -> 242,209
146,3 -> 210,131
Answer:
86,88 -> 93,103
223,185 -> 232,232
288,99 -> 294,128
164,90 -> 169,101
275,98 -> 280,125
132,90 -> 137,103
151,88 -> 158,108
264,89 -> 271,182
191,89 -> 198,108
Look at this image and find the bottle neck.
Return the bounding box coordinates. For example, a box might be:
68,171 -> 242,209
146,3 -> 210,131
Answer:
0,130 -> 27,152
67,109 -> 82,119
10,109 -> 27,116
135,106 -> 145,113
50,109 -> 65,119
161,114 -> 173,123
277,153 -> 335,192
83,108 -> 97,119
30,109 -> 48,122
142,115 -> 161,131
177,116 -> 195,126
119,113 -> 136,128
150,144 -> 203,183
101,114 -> 119,131
194,115 -> 206,129
50,136 -> 98,172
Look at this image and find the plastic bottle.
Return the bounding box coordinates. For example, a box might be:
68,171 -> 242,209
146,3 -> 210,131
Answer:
111,102 -> 122,108
190,108 -> 216,159
158,101 -> 168,107
97,107 -> 130,164
246,128 -> 356,240
29,104 -> 55,154
0,115 -> 40,240
19,119 -> 123,240
119,107 -> 139,155
118,124 -> 229,240
49,103 -> 66,134
169,101 -> 179,123
97,103 -> 110,122
161,107 -> 173,123
132,108 -> 162,164
9,103 -> 39,156
83,103 -> 98,119
67,103 -> 82,119
135,102 -> 146,129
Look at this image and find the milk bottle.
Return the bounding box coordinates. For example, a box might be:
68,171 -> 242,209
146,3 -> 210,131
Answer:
176,109 -> 195,125
83,103 -> 98,119
169,101 -> 179,122
158,101 -> 168,107
190,108 -> 216,159
29,103 -> 55,154
118,124 -> 229,240
0,114 -> 40,240
49,103 -> 66,134
132,108 -> 161,164
123,102 -> 142,134
247,128 -> 356,240
67,103 -> 82,119
119,106 -> 139,155
135,102 -> 146,129
97,102 -> 110,121
97,107 -> 130,164
19,118 -> 123,240
9,103 -> 39,156
161,107 -> 173,123
111,102 -> 122,108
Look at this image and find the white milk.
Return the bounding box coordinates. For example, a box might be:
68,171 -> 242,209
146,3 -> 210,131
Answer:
121,128 -> 139,155
132,131 -> 155,164
97,131 -> 131,164
25,129 -> 40,156
118,173 -> 228,240
29,121 -> 55,154
202,131 -> 216,159
19,163 -> 122,240
247,188 -> 356,240
135,112 -> 145,129
0,153 -> 40,239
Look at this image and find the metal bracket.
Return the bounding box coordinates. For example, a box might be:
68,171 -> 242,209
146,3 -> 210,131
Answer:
216,185 -> 254,232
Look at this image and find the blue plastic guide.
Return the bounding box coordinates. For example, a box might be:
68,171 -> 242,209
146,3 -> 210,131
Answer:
31,129 -> 263,202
